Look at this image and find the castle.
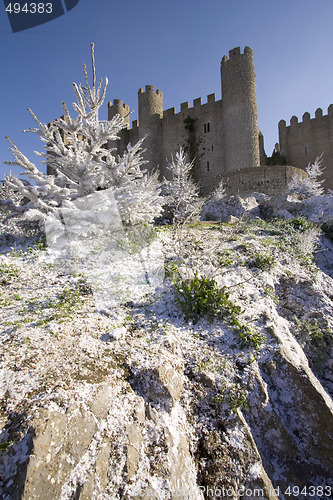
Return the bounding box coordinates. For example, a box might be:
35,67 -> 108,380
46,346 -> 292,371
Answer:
108,46 -> 332,196
277,106 -> 333,191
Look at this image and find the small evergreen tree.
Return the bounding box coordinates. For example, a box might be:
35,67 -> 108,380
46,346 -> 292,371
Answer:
287,156 -> 325,199
2,43 -> 162,228
163,148 -> 204,224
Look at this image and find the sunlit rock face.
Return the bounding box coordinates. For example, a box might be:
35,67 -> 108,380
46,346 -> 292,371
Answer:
1,210 -> 333,499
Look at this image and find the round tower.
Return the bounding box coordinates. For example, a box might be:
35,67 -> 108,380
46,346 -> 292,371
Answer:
108,99 -> 130,127
221,46 -> 260,173
138,86 -> 163,172
107,99 -> 130,155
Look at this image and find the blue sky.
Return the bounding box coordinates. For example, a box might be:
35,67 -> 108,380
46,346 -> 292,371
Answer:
1,0 -> 333,180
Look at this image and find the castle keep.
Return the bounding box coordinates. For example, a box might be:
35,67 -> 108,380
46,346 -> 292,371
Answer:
108,47 -> 262,194
108,46 -> 332,195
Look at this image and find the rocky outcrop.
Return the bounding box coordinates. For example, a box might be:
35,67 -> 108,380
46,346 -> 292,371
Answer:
1,219 -> 333,499
201,195 -> 264,222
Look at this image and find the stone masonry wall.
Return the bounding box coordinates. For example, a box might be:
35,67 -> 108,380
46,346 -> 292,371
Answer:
159,95 -> 224,190
108,47 -> 261,194
279,105 -> 333,190
222,165 -> 307,197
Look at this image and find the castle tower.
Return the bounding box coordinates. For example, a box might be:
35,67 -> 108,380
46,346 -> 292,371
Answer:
138,85 -> 163,172
108,99 -> 130,126
221,46 -> 260,173
107,99 -> 131,155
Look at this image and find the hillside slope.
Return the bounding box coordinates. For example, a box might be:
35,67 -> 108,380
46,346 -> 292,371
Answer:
0,217 -> 333,499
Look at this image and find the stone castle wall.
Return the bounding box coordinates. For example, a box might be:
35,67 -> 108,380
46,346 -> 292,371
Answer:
108,47 -> 262,195
108,47 -> 332,196
279,105 -> 333,190
222,165 -> 307,197
159,93 -> 224,190
109,90 -> 227,193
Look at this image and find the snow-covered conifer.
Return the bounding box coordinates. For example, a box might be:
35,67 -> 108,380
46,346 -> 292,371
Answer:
0,176 -> 25,207
2,43 -> 162,228
287,156 -> 325,199
163,148 -> 204,224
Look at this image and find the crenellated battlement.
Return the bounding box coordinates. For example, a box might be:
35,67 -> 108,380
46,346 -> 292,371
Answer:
138,85 -> 162,97
108,99 -> 130,112
279,105 -> 333,130
221,46 -> 253,64
140,93 -> 219,125
108,98 -> 130,125
278,102 -> 333,190
163,107 -> 176,118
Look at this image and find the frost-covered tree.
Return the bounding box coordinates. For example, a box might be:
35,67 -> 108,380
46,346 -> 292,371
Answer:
162,148 -> 204,224
287,156 -> 326,199
2,43 -> 162,228
0,176 -> 25,207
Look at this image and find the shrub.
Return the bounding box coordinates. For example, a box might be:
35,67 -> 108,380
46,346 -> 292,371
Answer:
175,272 -> 241,324
0,262 -> 19,285
213,383 -> 248,414
294,316 -> 325,348
234,321 -> 266,350
228,384 -> 248,414
288,216 -> 315,232
174,272 -> 266,350
249,252 -> 275,271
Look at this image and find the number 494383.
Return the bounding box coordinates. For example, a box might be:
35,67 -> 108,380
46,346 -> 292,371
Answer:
5,3 -> 53,14
285,486 -> 332,497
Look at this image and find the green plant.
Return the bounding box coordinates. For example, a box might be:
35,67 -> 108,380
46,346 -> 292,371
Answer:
9,246 -> 23,257
228,384 -> 248,414
175,272 -> 241,324
212,393 -> 224,404
288,216 -> 315,232
174,272 -> 265,350
197,358 -> 213,372
294,316 -> 326,348
47,285 -> 87,316
11,281 -> 91,331
213,384 -> 248,414
234,321 -> 266,350
35,234 -> 47,250
0,263 -> 19,285
216,250 -> 234,267
236,243 -> 250,253
0,441 -> 13,452
263,286 -> 279,304
164,259 -> 183,279
297,252 -> 316,270
249,252 -> 275,271
183,115 -> 196,132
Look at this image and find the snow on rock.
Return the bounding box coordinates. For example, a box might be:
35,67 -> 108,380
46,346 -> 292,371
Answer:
260,193 -> 333,225
201,194 -> 264,222
1,216 -> 333,499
